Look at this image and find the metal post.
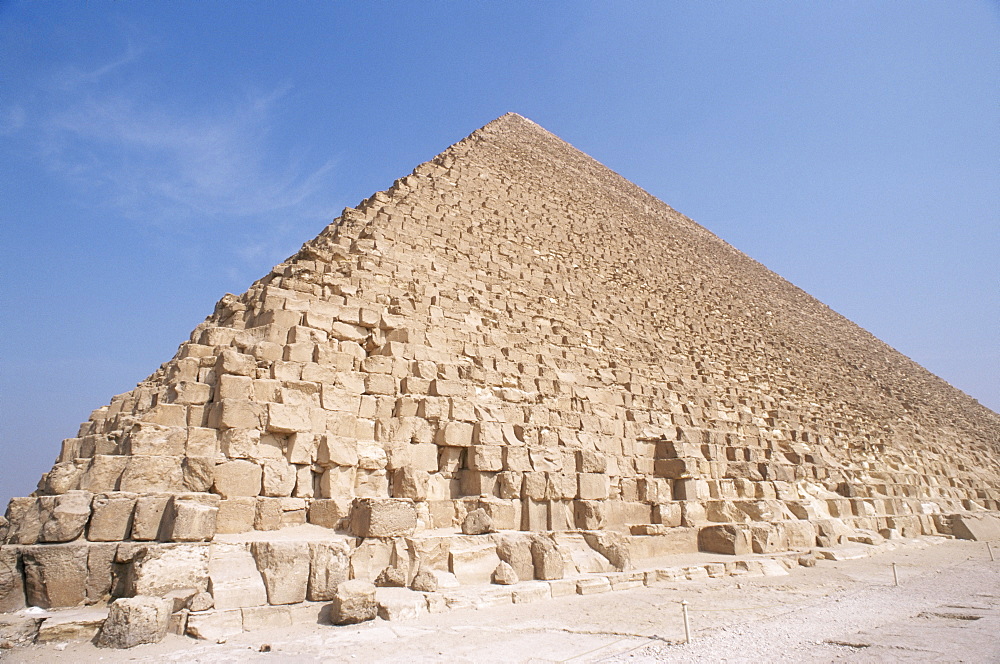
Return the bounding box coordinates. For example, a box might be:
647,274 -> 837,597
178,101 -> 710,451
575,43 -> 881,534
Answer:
681,599 -> 691,644
989,542 -> 995,562
892,562 -> 898,586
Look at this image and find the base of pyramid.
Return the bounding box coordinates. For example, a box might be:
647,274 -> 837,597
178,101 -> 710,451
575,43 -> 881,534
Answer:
0,529 -> 981,648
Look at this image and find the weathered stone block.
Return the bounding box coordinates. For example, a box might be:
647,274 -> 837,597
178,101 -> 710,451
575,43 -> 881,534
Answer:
127,543 -> 210,597
307,539 -> 351,601
0,546 -> 26,612
96,596 -> 172,648
950,513 -> 1000,541
39,492 -> 92,543
160,493 -> 219,542
530,536 -> 564,580
213,460 -> 262,498
88,493 -> 137,542
350,498 -> 417,537
450,542 -> 501,585
698,524 -> 751,555
22,544 -> 89,608
207,543 -> 267,610
329,579 -> 377,625
251,541 -> 310,605
216,497 -> 256,534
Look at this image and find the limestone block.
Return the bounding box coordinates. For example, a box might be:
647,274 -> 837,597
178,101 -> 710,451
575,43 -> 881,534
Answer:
449,542 -> 501,585
698,525 -> 751,555
461,508 -> 494,535
78,455 -> 127,493
267,403 -> 312,434
39,492 -> 93,543
34,606 -> 107,643
391,467 -> 429,500
785,520 -> 817,548
410,565 -> 438,592
140,404 -> 188,427
350,538 -> 393,582
494,535 -> 534,581
750,523 -> 788,553
317,434 -> 358,467
0,546 -> 26,612
308,498 -> 350,529
22,544 -> 89,608
254,498 -> 283,531
96,596 -> 172,649
530,537 -> 564,580
436,421 -> 474,447
577,473 -> 609,500
0,613 -> 43,648
185,608 -> 243,642
330,579 -> 377,625
319,466 -> 356,499
950,513 -> 1000,541
213,460 -> 262,498
182,457 -> 217,493
125,423 -> 187,456
213,498 -> 255,535
216,349 -> 257,377
512,581 -> 551,604
160,494 -> 219,542
86,543 -> 116,604
248,541 -> 309,605
574,500 -> 606,530
576,450 -> 607,473
286,432 -> 318,465
128,543 -> 210,597
652,502 -> 682,527
582,531 -> 630,571
469,445 -> 503,471
307,539 -> 351,601
217,374 -> 254,400
207,543 -> 267,610
261,458 -> 297,497
171,381 -> 212,405
88,492 -> 137,542
375,586 -> 428,621
350,498 -> 417,538
127,496 -> 169,540
120,457 -> 185,493
219,428 -> 260,459
211,399 -> 263,430
492,561 -> 518,585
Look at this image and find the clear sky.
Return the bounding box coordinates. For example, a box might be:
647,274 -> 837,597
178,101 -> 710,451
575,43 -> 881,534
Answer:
1,2 -> 997,508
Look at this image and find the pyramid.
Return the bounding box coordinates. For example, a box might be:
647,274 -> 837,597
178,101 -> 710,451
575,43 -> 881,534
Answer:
2,113 -> 998,631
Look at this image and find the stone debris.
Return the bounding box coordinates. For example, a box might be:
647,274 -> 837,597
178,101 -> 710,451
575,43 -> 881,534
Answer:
0,113 -> 997,646
96,596 -> 171,648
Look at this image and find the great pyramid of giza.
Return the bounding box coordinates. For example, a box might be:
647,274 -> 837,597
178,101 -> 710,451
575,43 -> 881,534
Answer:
2,113 -> 998,641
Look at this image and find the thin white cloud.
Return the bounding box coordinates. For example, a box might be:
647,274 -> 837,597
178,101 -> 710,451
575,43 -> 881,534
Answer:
14,50 -> 338,233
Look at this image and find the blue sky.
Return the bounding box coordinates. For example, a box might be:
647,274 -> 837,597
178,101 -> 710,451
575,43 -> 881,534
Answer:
1,2 -> 997,508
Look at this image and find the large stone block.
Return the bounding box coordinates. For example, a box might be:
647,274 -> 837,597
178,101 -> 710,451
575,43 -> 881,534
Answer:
350,498 -> 417,537
159,494 -> 220,542
131,495 -> 170,541
127,543 -> 210,597
22,544 -> 89,608
216,497 -> 256,534
449,542 -> 501,585
88,492 -> 137,542
329,579 -> 377,625
530,536 -> 565,580
950,513 -> 1000,541
213,460 -> 263,498
698,524 -> 751,555
119,457 -> 185,493
307,539 -> 351,601
250,541 -> 310,605
0,546 -> 26,612
96,596 -> 172,649
207,543 -> 267,610
39,492 -> 93,543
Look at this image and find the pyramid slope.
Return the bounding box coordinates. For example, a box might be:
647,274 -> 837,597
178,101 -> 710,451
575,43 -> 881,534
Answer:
1,113 -> 998,614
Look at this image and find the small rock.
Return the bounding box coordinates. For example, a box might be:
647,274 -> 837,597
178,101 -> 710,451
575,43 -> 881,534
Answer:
798,555 -> 817,567
461,508 -> 494,535
492,561 -> 518,585
375,566 -> 407,588
189,591 -> 214,612
409,566 -> 439,592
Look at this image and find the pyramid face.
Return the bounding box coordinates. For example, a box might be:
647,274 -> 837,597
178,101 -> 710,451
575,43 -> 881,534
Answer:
2,113 -> 998,615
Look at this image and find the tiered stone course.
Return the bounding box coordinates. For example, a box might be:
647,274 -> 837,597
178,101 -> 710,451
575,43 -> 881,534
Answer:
1,113 -> 997,644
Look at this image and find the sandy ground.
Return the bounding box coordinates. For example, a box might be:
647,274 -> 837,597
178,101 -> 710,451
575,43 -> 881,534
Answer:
3,538 -> 998,663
